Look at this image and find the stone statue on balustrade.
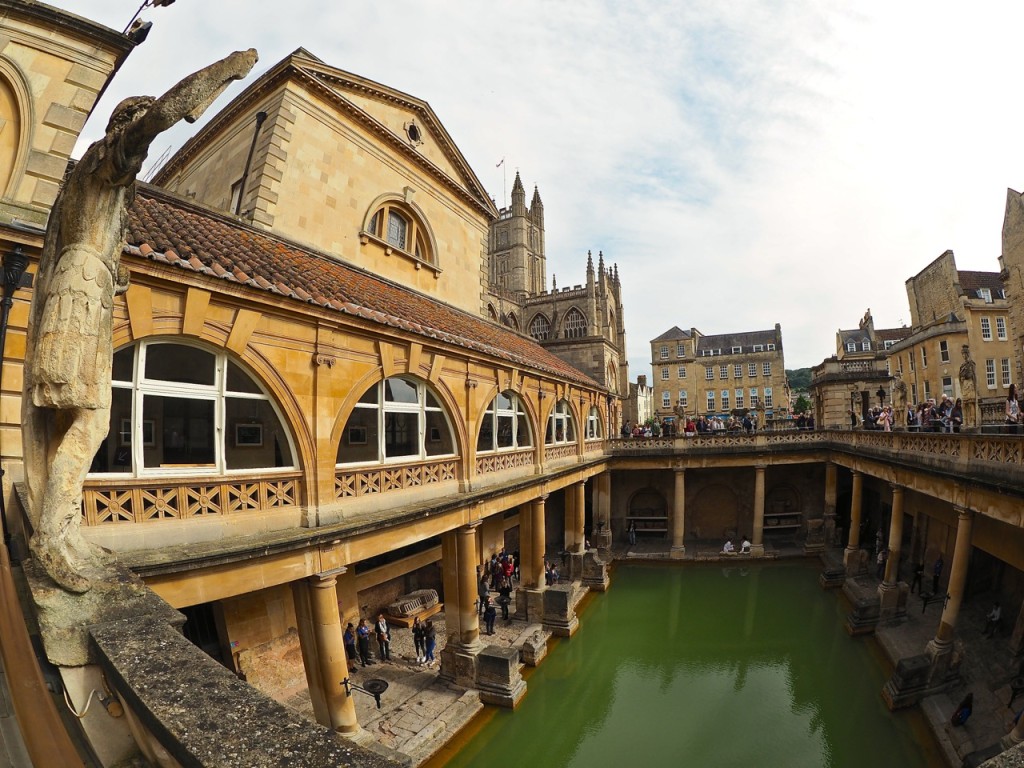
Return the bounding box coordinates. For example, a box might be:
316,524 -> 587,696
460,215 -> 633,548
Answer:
958,344 -> 978,428
22,50 -> 258,593
892,372 -> 908,427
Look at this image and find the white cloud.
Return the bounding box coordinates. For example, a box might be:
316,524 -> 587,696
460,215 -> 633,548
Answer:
61,0 -> 1024,374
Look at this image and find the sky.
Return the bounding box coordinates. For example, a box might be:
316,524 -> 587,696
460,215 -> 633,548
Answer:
54,1 -> 1024,374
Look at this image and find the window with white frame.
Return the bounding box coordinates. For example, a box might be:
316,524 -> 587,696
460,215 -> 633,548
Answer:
986,359 -> 996,388
719,365 -> 728,379
585,406 -> 602,440
478,392 -> 532,452
662,391 -> 671,408
707,392 -> 715,411
753,344 -> 764,352
911,384 -> 917,403
364,200 -> 435,267
886,360 -> 890,375
979,288 -> 993,303
340,375 -> 456,465
731,346 -> 742,354
924,381 -> 931,399
677,365 -> 686,379
660,345 -> 669,360
981,317 -> 992,341
909,353 -> 915,372
705,366 -> 714,380
764,387 -> 773,408
762,362 -> 771,376
897,357 -> 903,373
1003,358 -> 1012,387
545,399 -> 576,444
767,343 -> 775,351
676,343 -> 685,357
884,340 -> 895,349
846,342 -> 856,352
678,390 -> 688,407
942,377 -> 953,398
721,390 -> 729,410
997,317 -> 1007,340
661,367 -> 670,381
862,340 -> 871,351
750,388 -> 759,407
735,389 -> 744,409
92,341 -> 297,476
921,347 -> 928,367
747,363 -> 756,378
939,340 -> 949,362
733,364 -> 742,378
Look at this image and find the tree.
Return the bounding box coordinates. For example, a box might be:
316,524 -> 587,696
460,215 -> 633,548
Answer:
793,395 -> 810,414
786,368 -> 812,391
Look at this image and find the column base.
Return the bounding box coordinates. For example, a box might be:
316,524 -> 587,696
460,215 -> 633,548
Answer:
476,646 -> 527,708
882,653 -> 932,710
542,584 -> 579,637
669,545 -> 686,560
438,640 -> 483,687
843,579 -> 880,635
592,529 -> 612,553
803,518 -> 825,554
749,544 -> 765,557
568,551 -> 585,582
518,628 -> 551,667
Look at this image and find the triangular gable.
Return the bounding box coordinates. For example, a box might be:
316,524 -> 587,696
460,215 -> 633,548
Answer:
292,54 -> 495,217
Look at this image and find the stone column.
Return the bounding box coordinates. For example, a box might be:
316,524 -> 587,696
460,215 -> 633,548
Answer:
440,522 -> 483,685
823,462 -> 838,545
567,481 -> 587,581
843,470 -> 863,574
573,481 -> 586,553
925,506 -> 974,683
592,472 -> 612,551
1010,596 -> 1024,655
334,565 -> 360,630
296,572 -> 358,734
750,465 -> 766,557
878,485 -> 908,621
516,496 -> 547,622
563,486 -> 577,553
670,467 -> 686,559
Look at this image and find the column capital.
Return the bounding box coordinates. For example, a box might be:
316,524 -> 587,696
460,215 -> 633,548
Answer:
754,463 -> 767,473
674,466 -> 686,476
954,505 -> 974,520
535,493 -> 549,502
889,483 -> 903,496
851,469 -> 862,478
309,572 -> 339,588
462,520 -> 482,531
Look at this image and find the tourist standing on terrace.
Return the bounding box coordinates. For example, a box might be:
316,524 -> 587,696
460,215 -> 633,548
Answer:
1007,384 -> 1022,424
356,619 -> 372,667
412,617 -> 426,664
424,621 -> 437,667
375,615 -> 391,661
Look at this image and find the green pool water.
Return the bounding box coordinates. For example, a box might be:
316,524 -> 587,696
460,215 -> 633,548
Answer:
431,561 -> 941,768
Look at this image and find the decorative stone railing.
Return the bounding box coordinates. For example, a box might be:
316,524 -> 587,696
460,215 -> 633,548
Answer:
335,458 -> 458,499
476,448 -> 535,475
82,472 -> 302,525
544,443 -> 578,461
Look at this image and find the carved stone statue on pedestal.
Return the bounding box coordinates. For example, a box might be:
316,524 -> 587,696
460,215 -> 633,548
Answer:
22,49 -> 258,592
958,344 -> 978,428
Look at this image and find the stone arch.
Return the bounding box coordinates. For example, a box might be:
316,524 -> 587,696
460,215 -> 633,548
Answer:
766,483 -> 801,517
0,57 -> 34,199
361,192 -> 440,268
528,312 -> 550,340
561,306 -> 587,339
505,311 -> 519,331
628,487 -> 667,518
691,483 -> 739,541
487,304 -> 499,322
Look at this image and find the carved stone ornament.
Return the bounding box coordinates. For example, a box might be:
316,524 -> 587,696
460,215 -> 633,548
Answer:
21,49 -> 258,593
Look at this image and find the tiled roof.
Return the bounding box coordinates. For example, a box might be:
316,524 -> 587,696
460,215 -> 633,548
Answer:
650,326 -> 691,342
875,327 -> 910,342
125,186 -> 602,389
958,270 -> 1004,293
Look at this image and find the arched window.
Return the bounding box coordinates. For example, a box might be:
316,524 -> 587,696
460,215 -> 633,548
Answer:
586,406 -> 602,439
477,392 -> 531,453
506,312 -> 519,331
564,308 -> 587,339
338,377 -> 456,465
89,341 -> 296,476
545,399 -> 576,444
487,304 -> 499,322
363,198 -> 436,267
529,314 -> 550,341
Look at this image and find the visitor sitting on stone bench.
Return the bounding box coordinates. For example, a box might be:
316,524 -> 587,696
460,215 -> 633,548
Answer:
739,537 -> 752,554
722,540 -> 735,555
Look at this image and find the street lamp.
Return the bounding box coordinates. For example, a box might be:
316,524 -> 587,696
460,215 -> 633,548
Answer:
340,677 -> 388,709
123,0 -> 176,35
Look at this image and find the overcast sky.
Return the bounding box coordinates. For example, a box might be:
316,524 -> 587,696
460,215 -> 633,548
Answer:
56,1 -> 1024,374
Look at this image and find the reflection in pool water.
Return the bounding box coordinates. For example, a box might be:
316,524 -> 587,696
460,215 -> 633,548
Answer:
430,562 -> 941,768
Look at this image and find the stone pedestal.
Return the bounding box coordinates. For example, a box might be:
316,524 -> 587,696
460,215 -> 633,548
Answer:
592,528 -> 612,554
882,654 -> 932,710
803,518 -> 825,554
924,637 -> 964,688
439,641 -> 482,687
843,547 -> 866,576
581,550 -> 610,592
843,578 -> 880,635
878,581 -> 909,623
24,558 -> 185,667
568,552 -> 585,582
514,587 -> 545,623
542,584 -> 579,637
518,629 -> 549,667
819,566 -> 846,589
476,646 -> 527,708
669,545 -> 686,560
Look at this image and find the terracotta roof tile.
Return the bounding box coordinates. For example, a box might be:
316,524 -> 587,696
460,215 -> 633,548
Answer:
126,188 -> 601,389
958,270 -> 1004,294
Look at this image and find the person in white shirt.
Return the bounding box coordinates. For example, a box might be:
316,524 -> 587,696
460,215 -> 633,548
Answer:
722,540 -> 735,554
740,538 -> 752,554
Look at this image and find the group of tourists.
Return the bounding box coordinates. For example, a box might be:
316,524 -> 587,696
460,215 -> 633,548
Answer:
342,613 -> 438,670
478,549 -> 519,636
721,537 -> 752,555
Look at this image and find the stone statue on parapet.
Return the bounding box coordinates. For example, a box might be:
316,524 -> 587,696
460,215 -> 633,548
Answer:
22,49 -> 258,593
958,344 -> 978,427
892,371 -> 907,426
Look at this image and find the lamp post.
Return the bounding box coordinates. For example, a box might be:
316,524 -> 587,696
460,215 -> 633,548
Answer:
0,245 -> 31,551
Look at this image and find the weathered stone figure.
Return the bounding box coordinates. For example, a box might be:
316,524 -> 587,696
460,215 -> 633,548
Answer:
958,344 -> 978,428
22,49 -> 258,592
